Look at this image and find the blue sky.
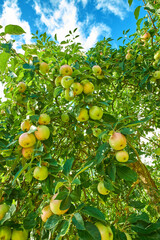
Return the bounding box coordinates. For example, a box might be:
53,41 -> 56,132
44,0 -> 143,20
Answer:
0,0 -> 146,51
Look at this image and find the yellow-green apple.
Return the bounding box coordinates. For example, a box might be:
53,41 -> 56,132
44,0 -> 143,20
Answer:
71,82 -> 83,95
92,65 -> 102,75
40,62 -> 49,74
109,132 -> 127,150
19,133 -> 36,148
17,82 -> 26,93
81,79 -> 89,85
89,106 -> 103,120
11,229 -> 28,240
22,147 -> 34,159
38,113 -> 50,125
153,71 -> 160,79
35,125 -> 50,140
125,233 -> 132,240
50,193 -> 69,215
41,205 -> 53,222
33,166 -> 49,181
95,222 -> 113,240
76,109 -> 89,122
115,150 -> 129,162
0,203 -> 9,220
83,82 -> 94,94
21,120 -> 32,131
125,53 -> 133,60
102,133 -> 109,143
64,88 -> 74,101
154,50 -> 160,61
141,32 -> 150,41
97,182 -> 110,195
61,113 -> 69,122
155,148 -> 160,155
55,76 -> 63,86
0,226 -> 11,240
92,128 -> 102,137
61,76 -> 74,88
136,55 -> 143,63
60,64 -> 73,76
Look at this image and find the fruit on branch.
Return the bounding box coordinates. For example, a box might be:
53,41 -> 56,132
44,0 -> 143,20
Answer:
154,50 -> 160,61
89,106 -> 103,120
50,193 -> 69,215
92,128 -> 102,137
76,108 -> 89,122
136,55 -> 143,63
153,71 -> 160,79
109,132 -> 127,150
0,203 -> 9,220
61,76 -> 74,88
61,113 -> 69,122
17,82 -> 26,93
55,76 -> 63,86
83,81 -> 94,94
35,125 -> 50,140
19,133 -> 36,148
97,181 -> 110,195
40,62 -> 49,74
102,133 -> 109,142
125,53 -> 133,60
64,88 -> 74,101
71,82 -> 83,95
141,32 -> 151,41
22,147 -> 34,159
21,120 -> 32,131
12,229 -> 28,240
41,205 -> 53,222
38,113 -> 51,125
0,226 -> 11,240
125,233 -> 132,240
115,150 -> 129,162
33,166 -> 49,181
95,222 -> 113,240
60,64 -> 73,76
92,65 -> 102,75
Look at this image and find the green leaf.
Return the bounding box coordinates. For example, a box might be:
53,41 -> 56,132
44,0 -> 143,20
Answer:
108,163 -> 116,181
81,206 -> 105,221
63,157 -> 74,176
60,195 -> 71,210
44,215 -> 62,230
95,143 -> 109,164
134,6 -> 141,20
72,213 -> 85,230
0,205 -> 16,225
59,219 -> 71,236
104,178 -> 114,191
54,86 -> 63,98
23,212 -> 37,229
103,114 -> 117,123
5,24 -> 26,35
85,222 -> 101,240
129,200 -> 146,209
0,52 -> 10,73
74,161 -> 93,179
128,213 -> 149,223
128,0 -> 133,7
125,115 -> 153,127
117,166 -> 137,182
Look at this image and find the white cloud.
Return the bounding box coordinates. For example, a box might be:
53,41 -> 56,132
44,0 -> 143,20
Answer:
77,0 -> 88,7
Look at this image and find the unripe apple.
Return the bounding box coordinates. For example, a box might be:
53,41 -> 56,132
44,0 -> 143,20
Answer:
21,120 -> 32,131
41,205 -> 53,222
0,203 -> 9,220
33,166 -> 49,181
35,125 -> 50,140
60,64 -> 73,76
76,109 -> 89,122
97,181 -> 110,195
11,229 -> 28,240
92,128 -> 102,137
109,132 -> 127,150
141,32 -> 150,41
64,88 -> 74,101
50,193 -> 69,215
38,113 -> 50,125
81,79 -> 89,85
125,53 -> 133,60
0,226 -> 11,240
55,76 -> 63,86
115,150 -> 129,162
136,55 -> 143,63
154,50 -> 160,61
40,62 -> 49,74
101,133 -> 109,142
83,82 -> 94,94
95,222 -> 113,240
89,106 -> 103,120
19,133 -> 36,148
71,82 -> 83,95
61,76 -> 74,88
92,65 -> 102,75
61,113 -> 69,122
22,147 -> 34,159
17,82 -> 26,93
125,233 -> 132,240
153,71 -> 160,79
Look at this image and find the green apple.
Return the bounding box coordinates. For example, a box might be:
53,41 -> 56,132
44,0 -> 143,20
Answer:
59,64 -> 72,76
61,113 -> 69,122
92,128 -> 102,137
76,109 -> 89,122
95,222 -> 113,240
61,76 -> 74,88
89,106 -> 103,120
115,150 -> 129,162
71,82 -> 83,95
153,71 -> 160,79
0,203 -> 9,220
22,147 -> 34,159
19,133 -> 36,148
125,233 -> 132,240
40,62 -> 49,74
92,65 -> 102,75
33,166 -> 49,181
55,76 -> 63,86
125,53 -> 133,60
64,88 -> 74,101
35,125 -> 50,140
41,205 -> 53,222
81,79 -> 89,85
109,132 -> 127,150
21,120 -> 32,131
101,133 -> 109,142
154,50 -> 160,61
38,113 -> 50,125
50,193 -> 69,215
83,82 -> 94,94
17,82 -> 26,93
97,181 -> 110,195
0,226 -> 11,240
155,148 -> 160,155
12,229 -> 28,240
136,55 -> 143,63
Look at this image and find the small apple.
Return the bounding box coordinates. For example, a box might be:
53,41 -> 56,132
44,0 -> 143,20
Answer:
97,181 -> 110,195
41,205 -> 53,222
22,147 -> 34,159
76,109 -> 89,122
141,32 -> 151,41
55,76 -> 63,86
19,133 -> 36,148
125,233 -> 132,240
35,125 -> 50,140
125,53 -> 133,60
81,79 -> 89,85
92,128 -> 102,137
17,82 -> 26,93
11,229 -> 28,240
61,76 -> 74,88
92,65 -> 102,75
83,82 -> 94,94
0,203 -> 9,220
50,193 -> 69,215
71,82 -> 83,95
153,71 -> 160,79
33,166 -> 48,181
154,50 -> 160,61
61,113 -> 69,122
155,148 -> 160,155
109,132 -> 127,150
115,150 -> 129,162
0,226 -> 11,240
64,88 -> 74,101
38,113 -> 50,125
136,55 -> 143,63
60,64 -> 73,76
21,120 -> 32,131
95,222 -> 113,240
40,62 -> 49,74
89,106 -> 103,120
101,133 -> 109,142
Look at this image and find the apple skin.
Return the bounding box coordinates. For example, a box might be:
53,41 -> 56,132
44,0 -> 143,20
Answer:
0,203 -> 9,220
64,88 -> 74,101
92,65 -> 102,75
125,233 -> 132,240
41,205 -> 53,222
109,132 -> 127,150
81,79 -> 89,85
11,229 -> 28,240
19,133 -> 36,148
60,64 -> 73,76
50,193 -> 69,215
76,109 -> 89,122
92,128 -> 102,137
38,113 -> 50,125
95,222 -> 113,240
136,55 -> 143,63
89,106 -> 103,120
153,71 -> 160,79
141,32 -> 150,41
17,82 -> 26,93
61,113 -> 69,122
33,166 -> 49,181
115,150 -> 129,162
0,226 -> 11,240
35,125 -> 50,141
61,76 -> 74,88
154,50 -> 160,61
97,182 -> 110,195
21,120 -> 32,131
40,62 -> 49,74
125,53 -> 132,60
55,76 -> 63,86
71,82 -> 83,95
83,82 -> 94,94
22,147 -> 34,159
